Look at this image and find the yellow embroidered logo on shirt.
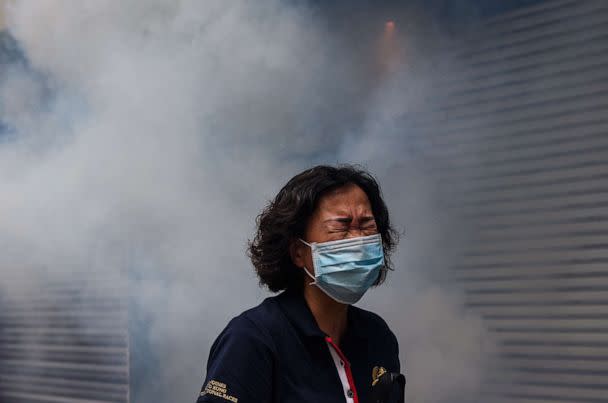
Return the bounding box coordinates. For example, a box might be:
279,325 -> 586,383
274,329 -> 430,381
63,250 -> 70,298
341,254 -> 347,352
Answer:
200,379 -> 239,402
372,366 -> 387,386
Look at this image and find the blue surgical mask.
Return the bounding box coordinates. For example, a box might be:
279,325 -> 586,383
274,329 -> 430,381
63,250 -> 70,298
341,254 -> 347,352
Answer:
299,234 -> 385,305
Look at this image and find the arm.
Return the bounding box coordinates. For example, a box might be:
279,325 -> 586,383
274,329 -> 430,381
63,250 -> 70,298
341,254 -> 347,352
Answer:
196,317 -> 274,403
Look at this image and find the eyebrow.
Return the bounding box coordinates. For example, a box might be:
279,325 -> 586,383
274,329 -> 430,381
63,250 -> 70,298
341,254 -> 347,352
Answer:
323,216 -> 376,224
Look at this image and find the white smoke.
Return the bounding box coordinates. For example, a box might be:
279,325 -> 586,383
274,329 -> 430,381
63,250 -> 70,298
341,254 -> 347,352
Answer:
1,1 -> 493,402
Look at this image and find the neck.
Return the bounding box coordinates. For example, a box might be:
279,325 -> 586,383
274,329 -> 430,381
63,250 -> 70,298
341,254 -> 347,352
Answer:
303,285 -> 348,346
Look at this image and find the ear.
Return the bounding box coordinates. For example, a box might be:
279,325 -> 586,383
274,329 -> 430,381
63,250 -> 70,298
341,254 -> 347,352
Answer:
289,238 -> 306,269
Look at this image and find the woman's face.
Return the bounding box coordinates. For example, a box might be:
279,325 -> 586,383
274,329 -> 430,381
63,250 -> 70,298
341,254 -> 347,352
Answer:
291,183 -> 378,274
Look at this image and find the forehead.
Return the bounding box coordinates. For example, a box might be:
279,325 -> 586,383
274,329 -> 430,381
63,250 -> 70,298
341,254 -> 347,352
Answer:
315,183 -> 372,214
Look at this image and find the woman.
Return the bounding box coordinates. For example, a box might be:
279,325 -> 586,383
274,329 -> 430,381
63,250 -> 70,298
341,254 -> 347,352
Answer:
196,165 -> 401,403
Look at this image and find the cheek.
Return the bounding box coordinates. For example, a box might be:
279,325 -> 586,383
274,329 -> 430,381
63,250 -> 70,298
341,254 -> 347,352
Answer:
304,249 -> 315,273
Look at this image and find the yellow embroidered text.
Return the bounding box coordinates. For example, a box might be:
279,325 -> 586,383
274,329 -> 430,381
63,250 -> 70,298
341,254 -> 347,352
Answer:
200,380 -> 238,402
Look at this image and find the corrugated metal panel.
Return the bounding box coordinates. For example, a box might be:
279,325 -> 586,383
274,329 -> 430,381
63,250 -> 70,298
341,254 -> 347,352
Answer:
410,1 -> 608,402
0,280 -> 129,403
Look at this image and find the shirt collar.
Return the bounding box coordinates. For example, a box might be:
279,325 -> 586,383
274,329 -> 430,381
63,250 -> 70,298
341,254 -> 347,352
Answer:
276,290 -> 368,340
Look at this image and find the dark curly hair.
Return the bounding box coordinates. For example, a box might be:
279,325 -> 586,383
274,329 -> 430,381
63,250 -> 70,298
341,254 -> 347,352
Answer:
248,164 -> 399,293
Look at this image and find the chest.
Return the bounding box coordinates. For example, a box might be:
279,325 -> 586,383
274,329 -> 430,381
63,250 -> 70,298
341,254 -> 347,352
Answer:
275,336 -> 396,403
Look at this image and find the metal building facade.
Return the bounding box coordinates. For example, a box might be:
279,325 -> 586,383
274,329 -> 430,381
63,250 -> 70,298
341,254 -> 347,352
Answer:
415,1 -> 608,401
0,280 -> 129,403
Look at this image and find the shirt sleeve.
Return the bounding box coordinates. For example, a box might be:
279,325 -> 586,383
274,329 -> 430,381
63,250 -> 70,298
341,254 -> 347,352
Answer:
196,317 -> 274,403
390,330 -> 400,373
389,331 -> 403,403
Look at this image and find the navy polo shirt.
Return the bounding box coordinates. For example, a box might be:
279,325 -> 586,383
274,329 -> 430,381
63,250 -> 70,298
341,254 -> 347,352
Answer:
196,290 -> 401,403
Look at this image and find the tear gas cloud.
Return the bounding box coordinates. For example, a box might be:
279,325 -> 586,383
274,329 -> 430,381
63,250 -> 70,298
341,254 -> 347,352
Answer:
0,1 -> 492,402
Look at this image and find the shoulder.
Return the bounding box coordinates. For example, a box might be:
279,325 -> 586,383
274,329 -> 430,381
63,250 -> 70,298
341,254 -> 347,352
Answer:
206,297 -> 281,371
239,294 -> 283,324
350,305 -> 399,345
215,295 -> 283,347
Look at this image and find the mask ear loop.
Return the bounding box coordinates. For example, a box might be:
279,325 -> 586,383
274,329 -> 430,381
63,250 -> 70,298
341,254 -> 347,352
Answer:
299,238 -> 312,247
302,266 -> 316,286
298,239 -> 316,286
